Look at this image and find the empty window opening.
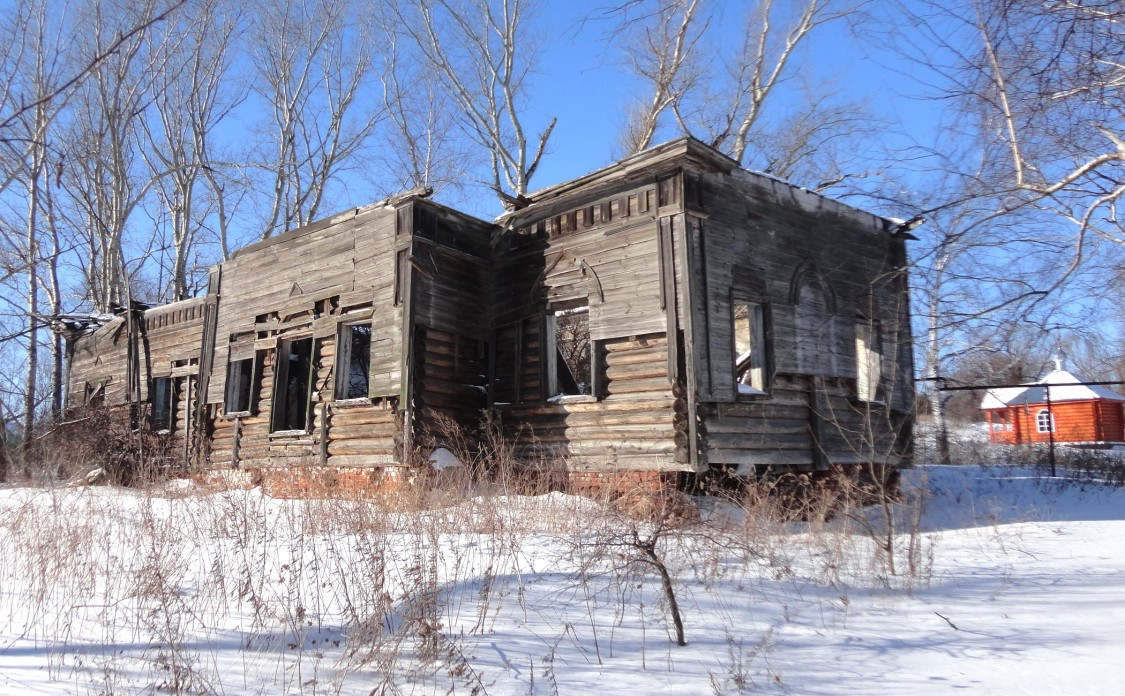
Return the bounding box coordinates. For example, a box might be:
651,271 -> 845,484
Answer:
548,307 -> 592,397
85,381 -> 106,407
272,337 -> 314,432
1036,409 -> 1054,433
336,323 -> 372,400
855,321 -> 884,402
734,302 -> 769,394
225,357 -> 256,414
150,377 -> 174,432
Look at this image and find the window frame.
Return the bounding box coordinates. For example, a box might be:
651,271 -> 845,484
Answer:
334,322 -> 372,402
271,335 -> 316,434
794,274 -> 840,376
149,376 -> 174,433
732,299 -> 772,398
224,355 -> 260,416
1036,408 -> 1055,433
545,305 -> 600,402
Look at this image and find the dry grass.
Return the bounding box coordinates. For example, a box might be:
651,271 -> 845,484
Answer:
0,415 -> 934,694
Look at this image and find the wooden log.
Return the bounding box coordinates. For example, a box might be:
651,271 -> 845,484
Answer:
605,363 -> 668,381
326,453 -> 400,466
707,449 -> 816,467
606,377 -> 674,395
517,428 -> 678,442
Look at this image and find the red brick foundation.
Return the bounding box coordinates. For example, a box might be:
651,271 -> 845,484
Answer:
196,464 -> 698,518
567,470 -> 697,520
197,466 -> 409,498
567,469 -> 678,496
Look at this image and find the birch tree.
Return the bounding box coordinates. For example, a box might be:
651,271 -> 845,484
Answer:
249,0 -> 383,240
698,0 -> 858,164
376,11 -> 467,195
398,0 -> 555,205
962,0 -> 1125,245
898,0 -> 1125,442
614,0 -> 707,154
0,0 -> 75,444
144,0 -> 241,299
613,0 -> 874,189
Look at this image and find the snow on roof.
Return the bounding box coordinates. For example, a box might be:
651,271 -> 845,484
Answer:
980,369 -> 1125,409
980,386 -> 1029,410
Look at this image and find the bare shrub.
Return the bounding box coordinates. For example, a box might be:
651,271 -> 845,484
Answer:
21,404 -> 179,486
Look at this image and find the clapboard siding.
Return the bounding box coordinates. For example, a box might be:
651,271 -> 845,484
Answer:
208,204 -> 401,406
690,162 -> 914,473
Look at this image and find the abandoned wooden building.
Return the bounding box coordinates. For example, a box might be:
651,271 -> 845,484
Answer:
66,138 -> 916,492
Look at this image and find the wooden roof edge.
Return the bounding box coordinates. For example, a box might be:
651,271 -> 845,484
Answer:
230,186 -> 436,260
414,195 -> 495,233
495,137 -> 736,227
142,295 -> 209,317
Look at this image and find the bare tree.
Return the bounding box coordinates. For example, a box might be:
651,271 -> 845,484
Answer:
903,0 -> 1125,249
611,0 -> 873,190
249,0 -> 383,240
0,0 -> 77,447
143,0 -> 241,300
375,8 -> 468,195
61,0 -> 177,311
398,0 -> 556,205
0,0 -> 186,196
711,0 -> 856,162
612,0 -> 707,155
888,0 -> 1125,451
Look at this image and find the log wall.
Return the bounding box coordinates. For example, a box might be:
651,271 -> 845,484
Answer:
993,401 -> 1125,445
492,178 -> 684,470
67,297 -> 209,463
67,138 -> 917,483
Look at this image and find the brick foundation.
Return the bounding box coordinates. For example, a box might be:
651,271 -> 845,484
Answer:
567,469 -> 680,497
195,464 -> 698,517
567,469 -> 698,520
197,465 -> 409,499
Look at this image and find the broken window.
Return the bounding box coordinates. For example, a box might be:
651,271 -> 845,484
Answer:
271,336 -> 314,432
150,377 -> 174,432
85,380 -> 106,407
547,306 -> 594,398
733,301 -> 770,395
336,323 -> 371,400
225,357 -> 257,414
855,321 -> 884,402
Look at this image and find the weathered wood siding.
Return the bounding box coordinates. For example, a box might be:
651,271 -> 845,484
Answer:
689,164 -> 914,473
67,297 -> 208,457
67,137 -> 916,481
492,179 -> 684,471
204,201 -> 407,470
407,202 -> 494,450
68,317 -> 130,405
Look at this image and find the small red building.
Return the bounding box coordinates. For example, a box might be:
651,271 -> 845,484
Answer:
981,354 -> 1125,445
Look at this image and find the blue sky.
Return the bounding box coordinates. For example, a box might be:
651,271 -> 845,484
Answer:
516,1 -> 944,205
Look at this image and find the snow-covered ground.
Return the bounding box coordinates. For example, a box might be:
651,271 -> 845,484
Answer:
1,465 -> 1123,695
